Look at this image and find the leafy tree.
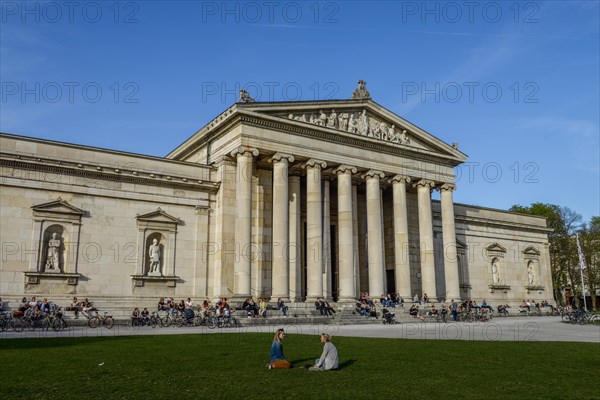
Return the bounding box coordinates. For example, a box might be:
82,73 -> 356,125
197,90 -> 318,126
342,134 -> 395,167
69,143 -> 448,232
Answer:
510,203 -> 583,306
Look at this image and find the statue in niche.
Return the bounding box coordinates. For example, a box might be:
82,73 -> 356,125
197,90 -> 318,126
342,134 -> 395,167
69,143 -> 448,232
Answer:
527,264 -> 535,285
314,110 -> 327,126
347,114 -> 357,133
357,109 -> 370,136
492,259 -> 500,284
327,110 -> 338,129
148,238 -> 162,276
45,232 -> 62,272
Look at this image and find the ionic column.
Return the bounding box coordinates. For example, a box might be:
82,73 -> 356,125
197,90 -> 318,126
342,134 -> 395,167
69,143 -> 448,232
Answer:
269,153 -> 294,301
231,146 -> 259,299
414,179 -> 437,302
335,165 -> 357,302
362,170 -> 386,297
288,173 -> 302,302
302,159 -> 327,300
322,178 -> 332,300
439,183 -> 460,301
352,182 -> 360,298
389,175 -> 412,299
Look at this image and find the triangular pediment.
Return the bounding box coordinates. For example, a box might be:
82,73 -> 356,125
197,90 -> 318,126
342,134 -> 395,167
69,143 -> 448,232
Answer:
31,198 -> 84,215
136,208 -> 180,224
236,99 -> 467,164
523,246 -> 541,256
486,243 -> 507,253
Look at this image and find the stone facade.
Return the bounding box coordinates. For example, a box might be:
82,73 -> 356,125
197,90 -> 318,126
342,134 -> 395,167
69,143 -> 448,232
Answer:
0,83 -> 554,308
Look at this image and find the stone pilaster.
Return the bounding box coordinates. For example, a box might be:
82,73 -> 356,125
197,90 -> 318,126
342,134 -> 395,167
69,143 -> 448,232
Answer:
415,179 -> 437,302
362,169 -> 386,298
439,183 -> 460,301
335,165 -> 357,302
390,175 -> 412,299
231,146 -> 259,300
302,159 -> 327,301
269,153 -> 294,301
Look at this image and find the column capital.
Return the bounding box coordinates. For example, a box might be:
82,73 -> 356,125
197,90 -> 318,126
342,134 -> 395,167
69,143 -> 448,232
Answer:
413,179 -> 435,189
268,153 -> 295,164
302,159 -> 327,170
334,165 -> 357,175
231,146 -> 259,158
388,174 -> 412,184
438,182 -> 457,192
361,169 -> 385,180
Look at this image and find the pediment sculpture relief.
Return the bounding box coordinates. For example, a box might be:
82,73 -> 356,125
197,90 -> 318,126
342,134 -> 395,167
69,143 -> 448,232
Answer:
287,109 -> 411,146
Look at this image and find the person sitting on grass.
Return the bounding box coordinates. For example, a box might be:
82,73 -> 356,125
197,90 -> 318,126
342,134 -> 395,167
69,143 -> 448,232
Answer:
267,328 -> 291,369
308,333 -> 339,371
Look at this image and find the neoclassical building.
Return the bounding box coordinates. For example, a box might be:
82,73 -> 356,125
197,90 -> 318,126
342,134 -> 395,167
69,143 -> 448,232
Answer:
0,82 -> 554,307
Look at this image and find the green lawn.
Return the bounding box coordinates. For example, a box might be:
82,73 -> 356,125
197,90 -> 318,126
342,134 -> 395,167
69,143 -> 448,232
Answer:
1,333 -> 598,399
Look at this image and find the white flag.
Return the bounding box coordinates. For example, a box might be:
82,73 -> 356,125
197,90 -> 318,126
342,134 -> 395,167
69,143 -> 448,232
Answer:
576,234 -> 587,271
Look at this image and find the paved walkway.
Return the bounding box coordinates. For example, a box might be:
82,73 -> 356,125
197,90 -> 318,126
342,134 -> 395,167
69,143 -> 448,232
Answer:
2,316 -> 599,343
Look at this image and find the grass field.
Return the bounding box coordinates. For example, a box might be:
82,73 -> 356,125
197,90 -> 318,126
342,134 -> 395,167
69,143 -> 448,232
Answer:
1,333 -> 599,399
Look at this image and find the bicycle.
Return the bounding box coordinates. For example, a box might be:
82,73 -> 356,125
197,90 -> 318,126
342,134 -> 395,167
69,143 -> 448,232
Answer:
87,311 -> 114,329
45,309 -> 67,331
193,310 -> 216,329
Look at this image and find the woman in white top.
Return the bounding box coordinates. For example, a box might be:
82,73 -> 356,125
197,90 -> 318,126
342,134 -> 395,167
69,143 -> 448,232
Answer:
309,333 -> 339,371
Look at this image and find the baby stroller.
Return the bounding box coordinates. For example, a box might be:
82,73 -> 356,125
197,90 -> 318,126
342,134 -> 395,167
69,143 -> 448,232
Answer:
382,309 -> 397,324
182,308 -> 195,326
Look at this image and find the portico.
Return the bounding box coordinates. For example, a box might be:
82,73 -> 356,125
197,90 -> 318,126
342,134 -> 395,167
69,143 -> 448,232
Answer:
168,81 -> 468,303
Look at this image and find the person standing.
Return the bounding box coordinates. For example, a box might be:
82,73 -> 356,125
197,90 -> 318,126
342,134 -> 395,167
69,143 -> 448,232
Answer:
451,299 -> 458,322
309,333 -> 339,371
267,329 -> 292,369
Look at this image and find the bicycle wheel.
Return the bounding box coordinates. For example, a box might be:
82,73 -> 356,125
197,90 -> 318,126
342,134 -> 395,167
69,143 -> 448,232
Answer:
23,317 -> 35,331
13,319 -> 24,332
104,317 -> 114,329
88,317 -> 100,328
161,315 -> 172,327
561,313 -> 571,323
151,318 -> 158,328
207,317 -> 216,329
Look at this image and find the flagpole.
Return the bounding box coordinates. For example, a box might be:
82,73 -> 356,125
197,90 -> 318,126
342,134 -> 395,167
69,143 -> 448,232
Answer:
576,234 -> 588,311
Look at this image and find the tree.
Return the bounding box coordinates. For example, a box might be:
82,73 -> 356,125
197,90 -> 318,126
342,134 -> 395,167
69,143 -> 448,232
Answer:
578,216 -> 600,309
510,203 -> 583,306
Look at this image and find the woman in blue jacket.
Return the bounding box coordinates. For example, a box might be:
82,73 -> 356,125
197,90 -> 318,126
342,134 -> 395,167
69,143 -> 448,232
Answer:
268,328 -> 291,369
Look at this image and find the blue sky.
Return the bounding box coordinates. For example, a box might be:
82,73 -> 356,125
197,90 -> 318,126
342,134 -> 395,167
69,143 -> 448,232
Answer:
1,0 -> 598,222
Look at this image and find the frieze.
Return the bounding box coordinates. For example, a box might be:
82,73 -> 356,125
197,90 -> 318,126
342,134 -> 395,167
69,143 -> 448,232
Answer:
286,108 -> 412,146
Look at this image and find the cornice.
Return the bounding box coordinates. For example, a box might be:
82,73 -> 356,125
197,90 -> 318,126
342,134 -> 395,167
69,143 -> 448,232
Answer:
0,155 -> 220,193
433,210 -> 554,234
238,113 -> 462,167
